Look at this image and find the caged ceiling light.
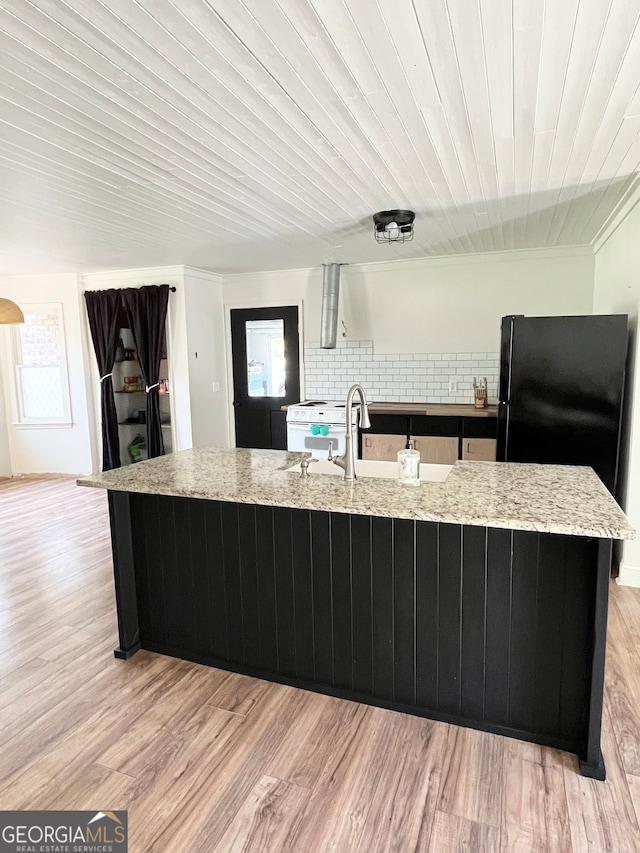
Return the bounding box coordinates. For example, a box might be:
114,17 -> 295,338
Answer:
0,298 -> 24,324
373,209 -> 415,244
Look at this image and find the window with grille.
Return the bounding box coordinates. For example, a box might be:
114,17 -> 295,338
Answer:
11,304 -> 72,425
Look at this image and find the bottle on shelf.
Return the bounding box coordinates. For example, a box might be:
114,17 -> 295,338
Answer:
122,375 -> 142,392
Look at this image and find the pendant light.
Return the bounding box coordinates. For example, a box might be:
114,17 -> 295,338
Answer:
0,298 -> 24,324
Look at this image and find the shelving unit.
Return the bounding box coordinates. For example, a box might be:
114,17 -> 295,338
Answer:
112,326 -> 173,465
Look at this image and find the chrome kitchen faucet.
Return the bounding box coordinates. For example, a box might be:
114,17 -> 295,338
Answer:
328,384 -> 371,480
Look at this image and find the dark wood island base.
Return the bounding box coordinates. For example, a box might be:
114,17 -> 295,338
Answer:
107,489 -> 612,781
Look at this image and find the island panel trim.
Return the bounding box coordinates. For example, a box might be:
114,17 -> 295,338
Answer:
108,490 -> 610,778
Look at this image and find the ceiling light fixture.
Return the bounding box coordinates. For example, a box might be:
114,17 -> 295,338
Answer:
0,298 -> 24,324
373,209 -> 415,243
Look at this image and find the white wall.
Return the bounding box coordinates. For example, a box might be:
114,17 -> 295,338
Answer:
224,247 -> 595,356
183,268 -> 229,448
0,274 -> 94,475
594,197 -> 640,585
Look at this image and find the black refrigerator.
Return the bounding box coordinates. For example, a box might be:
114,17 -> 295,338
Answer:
497,314 -> 628,495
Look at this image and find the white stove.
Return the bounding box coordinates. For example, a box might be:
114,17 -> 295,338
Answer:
286,400 -> 359,456
286,401 -> 358,425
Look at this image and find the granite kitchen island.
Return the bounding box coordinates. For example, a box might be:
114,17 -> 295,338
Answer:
78,447 -> 634,780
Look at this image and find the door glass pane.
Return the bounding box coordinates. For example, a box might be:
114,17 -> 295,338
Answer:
246,319 -> 285,397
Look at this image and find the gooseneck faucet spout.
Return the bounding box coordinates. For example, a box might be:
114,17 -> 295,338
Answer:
332,384 -> 371,481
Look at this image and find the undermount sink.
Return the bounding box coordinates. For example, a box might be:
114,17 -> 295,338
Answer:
286,457 -> 452,482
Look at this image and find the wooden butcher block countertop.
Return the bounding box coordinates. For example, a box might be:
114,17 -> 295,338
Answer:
366,402 -> 498,418
282,402 -> 497,417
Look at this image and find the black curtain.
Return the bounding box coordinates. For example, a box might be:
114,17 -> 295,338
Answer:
122,284 -> 170,459
84,289 -> 122,471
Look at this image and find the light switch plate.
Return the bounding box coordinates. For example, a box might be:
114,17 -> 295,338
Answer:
449,379 -> 458,393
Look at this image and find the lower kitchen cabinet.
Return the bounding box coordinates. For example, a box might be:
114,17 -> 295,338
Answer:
461,437 -> 497,461
410,416 -> 459,465
361,412 -> 498,463
363,433 -> 459,464
411,435 -> 459,464
362,433 -> 408,460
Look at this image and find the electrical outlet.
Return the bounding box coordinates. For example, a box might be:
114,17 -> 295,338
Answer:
449,379 -> 458,393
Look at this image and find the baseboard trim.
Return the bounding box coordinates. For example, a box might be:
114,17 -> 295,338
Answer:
616,561 -> 640,588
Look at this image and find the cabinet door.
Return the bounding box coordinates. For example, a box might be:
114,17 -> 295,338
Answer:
410,415 -> 460,436
461,438 -> 497,461
367,414 -> 409,435
362,433 -> 407,461
411,436 -> 459,464
461,416 -> 498,438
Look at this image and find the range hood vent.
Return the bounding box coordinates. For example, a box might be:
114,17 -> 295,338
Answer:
320,263 -> 341,349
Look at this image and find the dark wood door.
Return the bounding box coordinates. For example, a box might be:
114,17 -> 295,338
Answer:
231,306 -> 300,448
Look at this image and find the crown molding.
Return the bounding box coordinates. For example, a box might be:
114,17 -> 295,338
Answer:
81,265 -> 186,288
183,265 -> 224,284
222,244 -> 594,283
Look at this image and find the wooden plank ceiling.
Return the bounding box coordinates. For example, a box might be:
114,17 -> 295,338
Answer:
1,0 -> 639,275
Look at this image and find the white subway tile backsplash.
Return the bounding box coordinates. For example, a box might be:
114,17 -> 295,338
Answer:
303,342 -> 500,403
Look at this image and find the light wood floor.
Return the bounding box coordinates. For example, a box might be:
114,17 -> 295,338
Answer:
1,478 -> 640,852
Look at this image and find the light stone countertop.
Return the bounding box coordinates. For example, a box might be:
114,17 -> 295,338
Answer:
77,447 -> 635,540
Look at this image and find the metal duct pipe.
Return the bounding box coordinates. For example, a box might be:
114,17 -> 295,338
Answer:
320,263 -> 341,348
